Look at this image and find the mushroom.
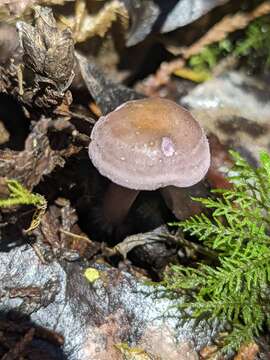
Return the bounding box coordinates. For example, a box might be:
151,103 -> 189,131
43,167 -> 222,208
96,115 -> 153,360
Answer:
88,97 -> 210,228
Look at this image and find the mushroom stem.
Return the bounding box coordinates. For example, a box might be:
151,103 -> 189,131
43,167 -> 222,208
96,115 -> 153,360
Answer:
160,184 -> 208,220
102,182 -> 140,225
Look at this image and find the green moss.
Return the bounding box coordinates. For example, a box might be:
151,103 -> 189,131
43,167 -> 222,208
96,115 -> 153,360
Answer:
162,151 -> 270,353
189,16 -> 270,73
0,179 -> 47,232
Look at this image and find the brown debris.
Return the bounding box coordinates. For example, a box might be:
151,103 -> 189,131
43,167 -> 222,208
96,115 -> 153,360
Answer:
0,122 -> 10,145
233,342 -> 259,360
89,102 -> 102,118
39,208 -> 62,253
137,58 -> 185,97
1,327 -> 35,360
58,198 -> 101,259
199,345 -> 222,359
0,318 -> 64,359
207,134 -> 233,189
138,1 -> 270,96
1,0 -> 36,16
6,279 -> 60,315
0,117 -> 81,190
182,2 -> 270,59
60,0 -> 128,44
0,62 -> 18,95
0,24 -> 21,65
34,198 -> 99,261
0,319 -> 64,346
111,228 -> 173,260
0,114 -> 86,256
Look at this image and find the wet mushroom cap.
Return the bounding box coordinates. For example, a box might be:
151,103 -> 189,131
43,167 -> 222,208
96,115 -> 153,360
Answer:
89,98 -> 210,190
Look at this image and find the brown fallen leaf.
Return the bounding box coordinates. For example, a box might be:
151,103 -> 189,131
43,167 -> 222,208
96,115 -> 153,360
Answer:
18,5 -> 74,89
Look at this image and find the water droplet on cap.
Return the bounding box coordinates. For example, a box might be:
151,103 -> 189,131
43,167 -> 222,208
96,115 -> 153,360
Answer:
161,137 -> 175,157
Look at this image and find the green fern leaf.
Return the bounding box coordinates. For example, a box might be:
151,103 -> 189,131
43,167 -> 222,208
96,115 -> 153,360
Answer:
162,150 -> 270,354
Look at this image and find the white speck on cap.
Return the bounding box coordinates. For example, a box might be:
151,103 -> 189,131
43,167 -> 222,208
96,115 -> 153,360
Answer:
161,136 -> 175,157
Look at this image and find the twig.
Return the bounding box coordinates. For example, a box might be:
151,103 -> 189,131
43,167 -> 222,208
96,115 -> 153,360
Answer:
68,110 -> 96,124
30,243 -> 47,264
164,232 -> 219,260
108,227 -> 218,260
16,63 -> 24,96
59,228 -> 93,244
140,58 -> 185,95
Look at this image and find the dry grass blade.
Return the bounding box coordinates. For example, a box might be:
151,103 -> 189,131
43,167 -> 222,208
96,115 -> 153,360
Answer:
59,228 -> 93,244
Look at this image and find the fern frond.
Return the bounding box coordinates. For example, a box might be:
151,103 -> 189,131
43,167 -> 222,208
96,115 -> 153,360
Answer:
163,150 -> 270,353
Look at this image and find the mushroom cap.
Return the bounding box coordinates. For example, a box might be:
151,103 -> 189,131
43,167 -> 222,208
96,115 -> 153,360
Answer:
89,98 -> 210,190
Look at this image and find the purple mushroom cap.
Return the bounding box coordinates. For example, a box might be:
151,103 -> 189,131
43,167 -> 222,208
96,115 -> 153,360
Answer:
89,98 -> 210,190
